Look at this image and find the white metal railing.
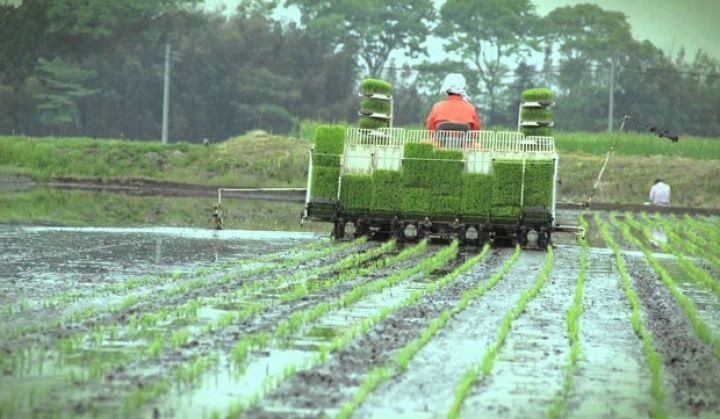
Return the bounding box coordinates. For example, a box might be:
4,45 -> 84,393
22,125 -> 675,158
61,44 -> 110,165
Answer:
344,128 -> 554,153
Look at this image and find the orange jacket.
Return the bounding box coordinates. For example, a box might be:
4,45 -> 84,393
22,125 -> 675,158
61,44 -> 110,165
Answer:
426,95 -> 481,131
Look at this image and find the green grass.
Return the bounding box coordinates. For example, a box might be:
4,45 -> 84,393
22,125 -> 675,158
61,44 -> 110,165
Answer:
554,131 -> 720,160
0,188 -> 329,232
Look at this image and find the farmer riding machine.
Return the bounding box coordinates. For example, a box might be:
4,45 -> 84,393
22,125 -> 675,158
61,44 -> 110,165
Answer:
302,79 -> 580,248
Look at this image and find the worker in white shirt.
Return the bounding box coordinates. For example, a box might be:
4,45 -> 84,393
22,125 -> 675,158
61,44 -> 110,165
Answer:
649,177 -> 670,206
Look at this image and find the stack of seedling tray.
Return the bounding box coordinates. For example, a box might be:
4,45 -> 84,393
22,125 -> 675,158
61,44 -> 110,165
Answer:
358,79 -> 393,130
520,88 -> 554,137
401,143 -> 434,216
310,125 -> 345,216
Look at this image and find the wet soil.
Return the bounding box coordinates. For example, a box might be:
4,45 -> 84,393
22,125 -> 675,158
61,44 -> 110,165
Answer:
1,214 -> 719,419
625,253 -> 720,418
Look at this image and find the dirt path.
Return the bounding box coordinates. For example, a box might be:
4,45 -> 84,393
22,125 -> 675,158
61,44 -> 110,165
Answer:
566,247 -> 654,418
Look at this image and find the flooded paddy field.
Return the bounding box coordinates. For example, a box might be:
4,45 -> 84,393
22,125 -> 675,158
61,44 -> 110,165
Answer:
1,211 -> 719,418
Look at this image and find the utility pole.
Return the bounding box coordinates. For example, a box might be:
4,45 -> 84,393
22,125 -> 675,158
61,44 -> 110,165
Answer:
162,43 -> 171,144
607,59 -> 615,132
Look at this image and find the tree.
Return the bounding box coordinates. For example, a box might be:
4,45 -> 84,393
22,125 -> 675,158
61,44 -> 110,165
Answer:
34,57 -> 98,131
286,0 -> 435,77
437,0 -> 538,125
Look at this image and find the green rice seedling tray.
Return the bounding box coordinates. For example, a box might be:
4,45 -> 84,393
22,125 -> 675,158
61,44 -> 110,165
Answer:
371,169 -> 402,211
310,166 -> 340,199
340,174 -> 373,210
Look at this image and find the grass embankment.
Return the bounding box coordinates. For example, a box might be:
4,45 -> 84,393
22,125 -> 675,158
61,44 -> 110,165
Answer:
0,188 -> 329,232
1,130 -> 719,227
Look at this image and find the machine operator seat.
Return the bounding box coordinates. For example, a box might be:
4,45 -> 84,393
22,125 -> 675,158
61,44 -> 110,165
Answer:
434,121 -> 470,148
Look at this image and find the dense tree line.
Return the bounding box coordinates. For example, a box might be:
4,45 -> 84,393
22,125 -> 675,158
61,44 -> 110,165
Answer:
0,0 -> 718,142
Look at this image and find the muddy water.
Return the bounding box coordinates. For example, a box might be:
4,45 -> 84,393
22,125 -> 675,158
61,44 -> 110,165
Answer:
458,245 -> 578,418
566,247 -> 654,418
351,249 -> 546,418
0,225 -> 321,305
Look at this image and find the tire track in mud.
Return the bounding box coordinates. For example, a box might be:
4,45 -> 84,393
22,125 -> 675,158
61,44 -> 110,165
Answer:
624,253 -> 720,417
458,245 -> 578,418
348,249 -> 546,418
51,244 -> 437,416
565,246 -> 654,418
241,247 -> 501,418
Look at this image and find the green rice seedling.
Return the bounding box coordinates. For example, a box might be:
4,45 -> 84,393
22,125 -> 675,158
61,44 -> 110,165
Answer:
521,108 -> 553,121
521,88 -> 553,101
340,244 -> 516,418
171,330 -> 190,349
401,143 -> 434,189
402,187 -> 431,214
635,213 -> 720,296
314,125 -> 346,156
521,126 -> 553,137
449,246 -> 553,419
340,174 -> 373,210
614,213 -> 720,361
310,166 -> 340,199
547,213 -> 589,419
360,78 -> 392,95
371,170 -> 402,211
462,173 -> 493,217
491,160 -> 523,218
523,161 -> 555,208
597,213 -> 667,418
360,99 -> 391,114
146,335 -> 163,358
358,117 -> 389,130
654,216 -> 720,272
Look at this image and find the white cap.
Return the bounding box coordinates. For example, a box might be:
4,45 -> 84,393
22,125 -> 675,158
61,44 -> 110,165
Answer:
441,73 -> 467,96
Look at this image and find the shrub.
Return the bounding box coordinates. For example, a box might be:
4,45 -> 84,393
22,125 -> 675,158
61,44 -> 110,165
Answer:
462,173 -> 493,216
371,169 -> 402,211
340,174 -> 373,210
310,166 -> 340,199
402,187 -> 431,214
360,79 -> 393,95
521,88 -> 554,101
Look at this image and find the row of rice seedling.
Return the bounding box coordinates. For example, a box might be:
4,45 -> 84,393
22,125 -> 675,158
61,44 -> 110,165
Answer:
338,244 -> 522,419
610,213 -> 720,361
597,213 -> 667,418
0,239 -> 331,318
677,214 -> 720,251
234,240 -> 438,365
448,246 -> 554,419
1,238 -> 359,343
110,240 -> 442,416
652,215 -> 720,273
0,240 -> 368,409
51,240 -> 388,371
225,242 -> 460,416
634,213 -> 720,296
547,213 -> 589,419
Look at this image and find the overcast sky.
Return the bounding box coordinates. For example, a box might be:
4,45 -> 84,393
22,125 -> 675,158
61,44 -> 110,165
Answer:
204,0 -> 720,60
